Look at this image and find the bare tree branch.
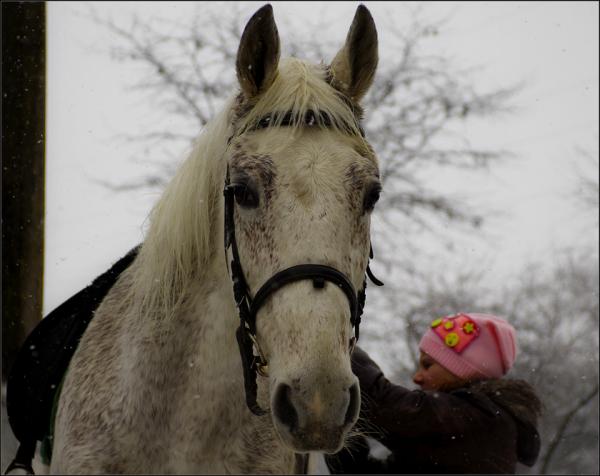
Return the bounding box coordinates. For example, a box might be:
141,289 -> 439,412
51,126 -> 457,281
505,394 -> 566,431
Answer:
540,384 -> 599,474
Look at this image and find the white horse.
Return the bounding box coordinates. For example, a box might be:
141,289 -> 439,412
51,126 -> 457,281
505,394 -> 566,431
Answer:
51,4 -> 380,474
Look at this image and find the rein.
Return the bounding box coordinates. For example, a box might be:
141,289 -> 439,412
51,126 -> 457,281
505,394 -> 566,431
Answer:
223,111 -> 383,416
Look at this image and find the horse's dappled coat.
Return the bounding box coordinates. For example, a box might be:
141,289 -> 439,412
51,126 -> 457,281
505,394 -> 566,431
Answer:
49,4 -> 381,474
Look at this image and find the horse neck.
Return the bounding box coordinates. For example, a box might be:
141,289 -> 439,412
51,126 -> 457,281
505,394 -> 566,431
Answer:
172,250 -> 241,371
123,252 -> 246,422
193,254 -> 241,356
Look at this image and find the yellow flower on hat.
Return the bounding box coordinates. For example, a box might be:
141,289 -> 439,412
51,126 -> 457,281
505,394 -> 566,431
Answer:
431,318 -> 443,328
445,333 -> 459,347
463,321 -> 476,334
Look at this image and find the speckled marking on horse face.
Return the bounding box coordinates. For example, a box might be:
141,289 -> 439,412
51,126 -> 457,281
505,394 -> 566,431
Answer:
345,160 -> 380,213
344,163 -> 365,214
230,149 -> 277,206
343,160 -> 379,281
230,150 -> 280,283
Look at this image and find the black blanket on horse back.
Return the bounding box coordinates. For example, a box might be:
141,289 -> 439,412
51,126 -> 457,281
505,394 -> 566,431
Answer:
6,245 -> 140,471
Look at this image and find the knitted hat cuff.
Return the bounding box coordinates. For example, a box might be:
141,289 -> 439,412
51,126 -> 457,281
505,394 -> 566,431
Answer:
419,331 -> 491,380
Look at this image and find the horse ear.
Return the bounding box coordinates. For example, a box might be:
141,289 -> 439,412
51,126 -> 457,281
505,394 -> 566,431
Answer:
236,4 -> 280,99
329,5 -> 378,102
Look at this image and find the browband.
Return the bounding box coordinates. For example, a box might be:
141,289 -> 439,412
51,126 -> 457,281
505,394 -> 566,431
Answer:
249,109 -> 365,138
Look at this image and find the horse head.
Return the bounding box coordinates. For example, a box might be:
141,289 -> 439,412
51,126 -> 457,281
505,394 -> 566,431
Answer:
226,4 -> 380,453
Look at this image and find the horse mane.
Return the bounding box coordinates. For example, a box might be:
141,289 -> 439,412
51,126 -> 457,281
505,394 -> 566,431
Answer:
128,57 -> 368,322
127,99 -> 234,322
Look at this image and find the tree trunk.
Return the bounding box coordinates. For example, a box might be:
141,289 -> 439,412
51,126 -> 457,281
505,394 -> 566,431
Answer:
2,2 -> 46,382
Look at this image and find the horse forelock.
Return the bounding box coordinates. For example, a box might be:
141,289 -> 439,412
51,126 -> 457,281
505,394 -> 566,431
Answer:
233,58 -> 366,143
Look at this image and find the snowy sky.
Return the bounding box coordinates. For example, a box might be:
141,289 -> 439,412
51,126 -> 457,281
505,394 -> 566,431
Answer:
44,1 -> 599,316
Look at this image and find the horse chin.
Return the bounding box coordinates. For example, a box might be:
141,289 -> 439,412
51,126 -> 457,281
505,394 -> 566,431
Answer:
272,421 -> 348,454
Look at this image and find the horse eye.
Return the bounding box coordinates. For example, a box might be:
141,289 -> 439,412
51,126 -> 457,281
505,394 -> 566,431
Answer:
233,184 -> 259,209
363,183 -> 381,213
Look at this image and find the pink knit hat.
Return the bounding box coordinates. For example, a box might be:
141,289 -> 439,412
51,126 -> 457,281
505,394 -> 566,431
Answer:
419,313 -> 517,380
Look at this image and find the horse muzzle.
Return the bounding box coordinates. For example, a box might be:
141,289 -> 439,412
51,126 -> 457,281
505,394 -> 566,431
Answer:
270,377 -> 360,453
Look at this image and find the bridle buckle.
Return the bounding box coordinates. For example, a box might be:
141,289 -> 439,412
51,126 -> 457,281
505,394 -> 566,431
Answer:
248,331 -> 269,377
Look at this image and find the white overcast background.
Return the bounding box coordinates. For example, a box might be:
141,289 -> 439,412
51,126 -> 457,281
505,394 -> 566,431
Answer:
45,1 -> 599,319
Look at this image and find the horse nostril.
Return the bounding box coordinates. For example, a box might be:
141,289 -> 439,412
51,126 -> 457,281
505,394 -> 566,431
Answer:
273,383 -> 298,432
344,382 -> 360,427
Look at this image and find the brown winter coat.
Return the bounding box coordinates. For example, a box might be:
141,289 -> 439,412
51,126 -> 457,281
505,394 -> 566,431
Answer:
326,346 -> 542,474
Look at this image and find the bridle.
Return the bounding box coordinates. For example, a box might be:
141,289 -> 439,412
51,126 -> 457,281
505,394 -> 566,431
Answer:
223,111 -> 383,416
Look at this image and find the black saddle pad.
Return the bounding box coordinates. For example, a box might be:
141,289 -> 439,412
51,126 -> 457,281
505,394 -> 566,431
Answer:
6,245 -> 140,446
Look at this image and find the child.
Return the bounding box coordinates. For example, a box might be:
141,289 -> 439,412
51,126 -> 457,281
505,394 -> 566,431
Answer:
326,313 -> 542,474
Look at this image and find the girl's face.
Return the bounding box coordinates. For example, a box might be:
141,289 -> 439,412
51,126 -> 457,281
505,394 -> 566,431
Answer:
412,351 -> 466,391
